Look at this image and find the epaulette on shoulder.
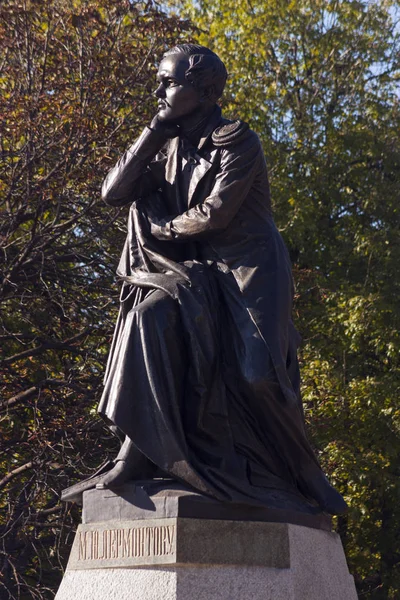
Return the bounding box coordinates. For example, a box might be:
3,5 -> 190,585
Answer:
212,120 -> 250,147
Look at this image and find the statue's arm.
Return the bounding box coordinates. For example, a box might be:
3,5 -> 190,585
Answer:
149,131 -> 263,240
101,127 -> 168,207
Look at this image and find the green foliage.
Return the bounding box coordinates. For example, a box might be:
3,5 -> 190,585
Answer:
2,0 -> 400,597
167,0 -> 400,596
0,1 -> 192,597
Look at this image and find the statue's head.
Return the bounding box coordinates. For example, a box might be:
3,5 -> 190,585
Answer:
155,44 -> 227,123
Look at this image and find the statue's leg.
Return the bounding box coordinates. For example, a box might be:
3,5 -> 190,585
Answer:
98,288 -> 212,493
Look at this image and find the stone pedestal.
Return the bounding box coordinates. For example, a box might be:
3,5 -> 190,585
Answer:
55,482 -> 357,600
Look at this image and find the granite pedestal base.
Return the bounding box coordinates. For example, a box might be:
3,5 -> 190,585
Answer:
56,482 -> 357,600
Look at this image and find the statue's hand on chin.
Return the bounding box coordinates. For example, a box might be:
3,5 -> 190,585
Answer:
149,114 -> 180,139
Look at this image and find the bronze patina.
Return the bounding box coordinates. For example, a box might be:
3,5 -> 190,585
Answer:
62,44 -> 347,516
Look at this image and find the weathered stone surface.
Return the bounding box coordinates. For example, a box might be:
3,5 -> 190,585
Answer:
67,518 -> 290,569
56,522 -> 358,600
57,485 -> 356,600
55,566 -> 293,600
68,519 -> 176,569
82,480 -> 332,531
289,524 -> 357,599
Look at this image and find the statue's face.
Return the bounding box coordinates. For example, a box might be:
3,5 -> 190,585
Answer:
155,53 -> 201,122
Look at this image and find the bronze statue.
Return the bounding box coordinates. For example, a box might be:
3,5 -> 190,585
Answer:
63,44 -> 347,515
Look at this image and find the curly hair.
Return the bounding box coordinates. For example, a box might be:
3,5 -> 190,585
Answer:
163,44 -> 227,101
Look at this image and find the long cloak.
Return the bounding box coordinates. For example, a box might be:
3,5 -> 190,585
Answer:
98,108 -> 332,510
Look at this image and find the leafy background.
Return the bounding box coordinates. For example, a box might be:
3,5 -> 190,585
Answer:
1,0 -> 399,598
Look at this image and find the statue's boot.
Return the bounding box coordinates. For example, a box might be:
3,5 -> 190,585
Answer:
61,438 -> 158,503
61,459 -> 116,504
95,438 -> 157,489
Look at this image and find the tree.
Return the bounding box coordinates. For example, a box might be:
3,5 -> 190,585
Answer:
167,0 -> 400,596
0,1 -> 192,597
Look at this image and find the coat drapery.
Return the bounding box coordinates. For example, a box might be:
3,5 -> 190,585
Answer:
98,107 -> 331,511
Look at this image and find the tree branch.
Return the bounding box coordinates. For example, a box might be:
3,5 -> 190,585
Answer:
2,329 -> 90,364
0,462 -> 34,490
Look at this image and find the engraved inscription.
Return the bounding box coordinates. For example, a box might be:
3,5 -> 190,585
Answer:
77,524 -> 175,562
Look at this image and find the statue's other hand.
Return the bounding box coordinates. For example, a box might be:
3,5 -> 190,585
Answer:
149,114 -> 180,139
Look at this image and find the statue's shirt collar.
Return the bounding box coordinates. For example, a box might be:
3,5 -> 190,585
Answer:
179,105 -> 222,156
